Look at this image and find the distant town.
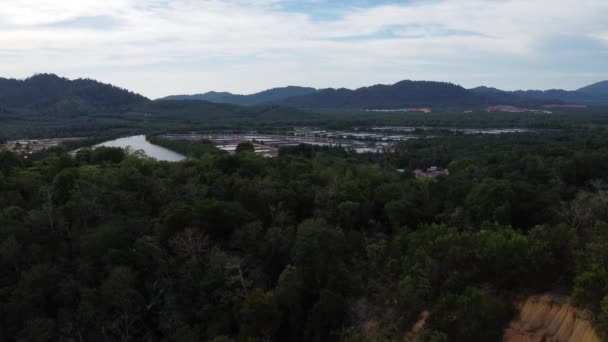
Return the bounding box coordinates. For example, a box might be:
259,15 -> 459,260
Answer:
0,137 -> 83,157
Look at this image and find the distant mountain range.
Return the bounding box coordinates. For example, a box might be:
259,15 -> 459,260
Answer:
162,86 -> 317,106
0,74 -> 322,140
1,73 -> 607,140
162,80 -> 608,109
1,74 -> 606,117
0,74 -> 148,114
159,81 -> 483,108
281,81 -> 484,109
470,81 -> 608,106
0,74 -> 314,124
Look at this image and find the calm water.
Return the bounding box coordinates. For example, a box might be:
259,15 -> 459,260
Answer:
95,135 -> 185,162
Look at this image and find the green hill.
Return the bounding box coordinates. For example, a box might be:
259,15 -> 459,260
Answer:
0,74 -> 149,113
578,80 -> 608,96
280,80 -> 484,109
471,81 -> 608,106
160,86 -> 317,105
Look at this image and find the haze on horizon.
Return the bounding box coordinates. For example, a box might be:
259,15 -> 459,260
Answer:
1,0 -> 607,98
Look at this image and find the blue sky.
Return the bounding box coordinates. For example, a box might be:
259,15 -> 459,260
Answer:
0,0 -> 606,98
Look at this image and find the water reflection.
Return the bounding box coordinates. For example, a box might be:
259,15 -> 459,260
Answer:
95,135 -> 185,162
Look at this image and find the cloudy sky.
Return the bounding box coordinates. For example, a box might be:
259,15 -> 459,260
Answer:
1,0 -> 607,98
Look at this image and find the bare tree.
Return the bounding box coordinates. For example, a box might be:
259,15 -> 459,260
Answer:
110,312 -> 138,342
169,228 -> 208,262
561,181 -> 608,233
41,186 -> 55,231
226,257 -> 249,299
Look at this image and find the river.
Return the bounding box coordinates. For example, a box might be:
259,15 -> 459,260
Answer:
95,135 -> 185,162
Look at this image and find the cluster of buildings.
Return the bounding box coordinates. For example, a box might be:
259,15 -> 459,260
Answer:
161,133 -> 282,157
0,138 -> 82,157
542,104 -> 587,109
160,130 -> 400,157
294,127 -> 414,144
485,105 -> 552,114
217,142 -> 279,158
414,166 -> 449,179
365,108 -> 432,113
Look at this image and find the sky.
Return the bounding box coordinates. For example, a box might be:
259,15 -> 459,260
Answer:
0,0 -> 607,98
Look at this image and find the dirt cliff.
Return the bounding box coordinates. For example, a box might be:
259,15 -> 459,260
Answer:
503,294 -> 601,342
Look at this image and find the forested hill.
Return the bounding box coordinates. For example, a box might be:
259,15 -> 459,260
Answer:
161,81 -> 487,109
471,80 -> 608,106
160,86 -> 317,105
0,74 -> 149,113
578,80 -> 608,96
277,81 -> 483,109
163,80 -> 608,109
134,100 -> 321,122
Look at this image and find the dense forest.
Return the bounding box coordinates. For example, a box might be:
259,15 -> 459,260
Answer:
3,98 -> 608,142
2,130 -> 608,341
0,99 -> 319,141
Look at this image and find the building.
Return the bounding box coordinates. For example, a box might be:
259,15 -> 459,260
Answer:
414,166 -> 449,179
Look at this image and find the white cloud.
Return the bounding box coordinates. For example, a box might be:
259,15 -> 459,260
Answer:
594,32 -> 608,43
0,0 -> 606,97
